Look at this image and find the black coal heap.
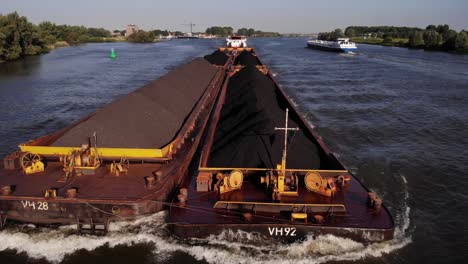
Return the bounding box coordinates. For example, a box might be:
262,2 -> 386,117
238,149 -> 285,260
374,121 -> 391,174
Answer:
52,58 -> 218,149
234,50 -> 260,66
204,50 -> 229,66
208,65 -> 325,169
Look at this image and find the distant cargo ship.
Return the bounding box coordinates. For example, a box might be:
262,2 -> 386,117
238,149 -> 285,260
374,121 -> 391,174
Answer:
226,35 -> 247,48
307,38 -> 357,53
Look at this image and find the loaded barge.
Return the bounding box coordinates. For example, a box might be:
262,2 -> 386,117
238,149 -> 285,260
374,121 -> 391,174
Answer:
0,44 -> 394,243
0,55 -> 232,232
169,48 -> 394,243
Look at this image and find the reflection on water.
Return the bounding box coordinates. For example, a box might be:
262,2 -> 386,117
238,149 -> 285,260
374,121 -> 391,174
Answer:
0,55 -> 41,78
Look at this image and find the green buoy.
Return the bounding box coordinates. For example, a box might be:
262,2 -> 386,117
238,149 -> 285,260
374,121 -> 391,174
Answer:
110,48 -> 117,59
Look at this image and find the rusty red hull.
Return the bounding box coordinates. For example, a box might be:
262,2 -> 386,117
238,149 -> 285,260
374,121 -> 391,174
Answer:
172,223 -> 394,243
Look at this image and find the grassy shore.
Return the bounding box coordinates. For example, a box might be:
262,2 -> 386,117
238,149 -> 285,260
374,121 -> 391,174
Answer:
0,37 -> 129,63
352,37 -> 408,47
352,36 -> 468,53
45,37 -> 128,51
46,41 -> 70,50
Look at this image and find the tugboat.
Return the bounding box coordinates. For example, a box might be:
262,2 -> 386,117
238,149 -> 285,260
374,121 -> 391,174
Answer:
307,38 -> 357,53
226,35 -> 247,48
168,48 -> 394,243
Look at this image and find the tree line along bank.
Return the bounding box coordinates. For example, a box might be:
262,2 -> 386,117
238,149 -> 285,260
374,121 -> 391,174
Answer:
0,12 -> 281,63
0,12 -> 119,62
318,25 -> 468,53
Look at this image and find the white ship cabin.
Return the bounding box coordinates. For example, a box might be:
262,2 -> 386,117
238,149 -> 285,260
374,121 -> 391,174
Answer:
337,38 -> 352,44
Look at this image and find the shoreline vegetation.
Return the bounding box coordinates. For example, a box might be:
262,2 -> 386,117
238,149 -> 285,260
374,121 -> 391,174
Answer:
0,12 -> 128,63
318,25 -> 468,54
3,10 -> 466,63
205,26 -> 281,38
0,11 -> 281,62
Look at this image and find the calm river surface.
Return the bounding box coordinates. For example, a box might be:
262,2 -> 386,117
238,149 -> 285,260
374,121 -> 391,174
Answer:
0,38 -> 467,264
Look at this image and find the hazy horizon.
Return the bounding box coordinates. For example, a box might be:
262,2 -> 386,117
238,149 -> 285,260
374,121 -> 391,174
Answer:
1,0 -> 467,33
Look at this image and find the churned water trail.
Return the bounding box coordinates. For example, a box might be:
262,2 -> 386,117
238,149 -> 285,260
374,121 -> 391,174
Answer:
0,173 -> 411,263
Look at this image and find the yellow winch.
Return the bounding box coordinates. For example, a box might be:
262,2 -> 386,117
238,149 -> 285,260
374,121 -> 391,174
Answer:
21,152 -> 44,174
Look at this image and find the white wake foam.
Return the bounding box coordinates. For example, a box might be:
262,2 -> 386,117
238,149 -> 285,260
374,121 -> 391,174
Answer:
0,174 -> 412,263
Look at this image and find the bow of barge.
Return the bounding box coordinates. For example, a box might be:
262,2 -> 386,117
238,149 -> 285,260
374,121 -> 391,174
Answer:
168,48 -> 394,243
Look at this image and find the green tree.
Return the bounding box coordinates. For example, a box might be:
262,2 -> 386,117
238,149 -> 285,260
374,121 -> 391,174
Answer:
318,28 -> 344,40
383,36 -> 393,44
345,28 -> 356,37
409,31 -> 424,47
443,29 -> 457,43
436,24 -> 449,36
0,31 -> 6,59
423,30 -> 442,48
318,32 -> 331,40
454,31 -> 468,51
87,27 -> 110,38
332,28 -> 345,39
151,29 -> 169,37
205,26 -> 234,37
226,27 -> 234,36
344,26 -> 422,39
0,11 -> 46,61
237,28 -> 248,36
441,31 -> 468,51
127,30 -> 155,43
5,29 -> 22,60
39,21 -> 58,36
65,31 -> 81,44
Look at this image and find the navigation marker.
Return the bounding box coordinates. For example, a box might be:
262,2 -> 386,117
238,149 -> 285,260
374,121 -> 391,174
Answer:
110,48 -> 117,59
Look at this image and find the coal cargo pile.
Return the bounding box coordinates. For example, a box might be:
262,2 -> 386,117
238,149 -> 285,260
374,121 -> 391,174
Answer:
204,50 -> 228,65
208,65 -> 325,169
234,50 -> 260,66
52,58 -> 218,149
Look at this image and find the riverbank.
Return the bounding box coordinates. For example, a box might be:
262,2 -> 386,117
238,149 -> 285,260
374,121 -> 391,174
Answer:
46,41 -> 70,50
352,36 -> 468,53
315,25 -> 468,54
352,37 -> 408,46
0,35 -> 168,63
0,38 -> 129,64
46,37 -> 129,49
1,12 -> 131,63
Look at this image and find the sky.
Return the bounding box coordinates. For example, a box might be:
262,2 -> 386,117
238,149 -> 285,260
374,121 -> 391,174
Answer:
1,0 -> 467,33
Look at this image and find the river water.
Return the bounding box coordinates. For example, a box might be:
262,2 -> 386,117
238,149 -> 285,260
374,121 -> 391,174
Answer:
0,38 -> 467,264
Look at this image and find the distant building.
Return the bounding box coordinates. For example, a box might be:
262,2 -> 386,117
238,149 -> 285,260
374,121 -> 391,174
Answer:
161,34 -> 174,40
125,25 -> 140,37
363,33 -> 373,39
